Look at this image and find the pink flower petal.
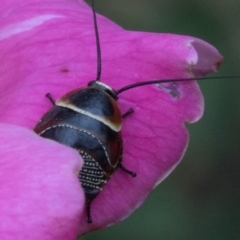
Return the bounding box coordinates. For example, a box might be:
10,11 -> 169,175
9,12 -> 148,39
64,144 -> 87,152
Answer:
0,123 -> 84,239
0,0 -> 223,235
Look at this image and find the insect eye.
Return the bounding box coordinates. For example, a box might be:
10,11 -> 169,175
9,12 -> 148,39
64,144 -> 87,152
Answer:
87,81 -> 95,87
105,89 -> 118,100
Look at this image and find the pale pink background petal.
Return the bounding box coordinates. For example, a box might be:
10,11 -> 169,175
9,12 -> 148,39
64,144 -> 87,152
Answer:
0,123 -> 84,239
0,0 -> 223,235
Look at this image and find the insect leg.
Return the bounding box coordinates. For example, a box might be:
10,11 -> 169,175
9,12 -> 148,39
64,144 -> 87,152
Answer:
121,108 -> 136,177
122,108 -> 134,118
118,163 -> 137,177
86,200 -> 93,223
45,93 -> 55,105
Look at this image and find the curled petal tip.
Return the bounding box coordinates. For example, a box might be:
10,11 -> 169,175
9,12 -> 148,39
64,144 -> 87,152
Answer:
188,40 -> 223,77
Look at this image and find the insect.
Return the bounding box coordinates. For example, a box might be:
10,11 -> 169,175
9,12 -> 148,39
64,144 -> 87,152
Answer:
34,0 -> 231,223
34,0 -> 137,223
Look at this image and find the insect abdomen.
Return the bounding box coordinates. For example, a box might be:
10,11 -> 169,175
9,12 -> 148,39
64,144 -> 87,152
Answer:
79,151 -> 108,200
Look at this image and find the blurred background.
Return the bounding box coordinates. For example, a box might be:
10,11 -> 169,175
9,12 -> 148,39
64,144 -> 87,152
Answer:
83,0 -> 240,239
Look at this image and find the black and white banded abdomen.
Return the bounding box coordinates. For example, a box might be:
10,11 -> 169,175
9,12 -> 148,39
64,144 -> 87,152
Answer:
78,150 -> 108,200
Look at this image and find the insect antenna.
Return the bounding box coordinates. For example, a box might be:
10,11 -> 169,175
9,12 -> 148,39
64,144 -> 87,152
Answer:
91,0 -> 102,81
116,76 -> 240,95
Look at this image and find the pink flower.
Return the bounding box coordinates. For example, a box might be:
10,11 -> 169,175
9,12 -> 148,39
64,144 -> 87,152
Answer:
0,0 -> 222,238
